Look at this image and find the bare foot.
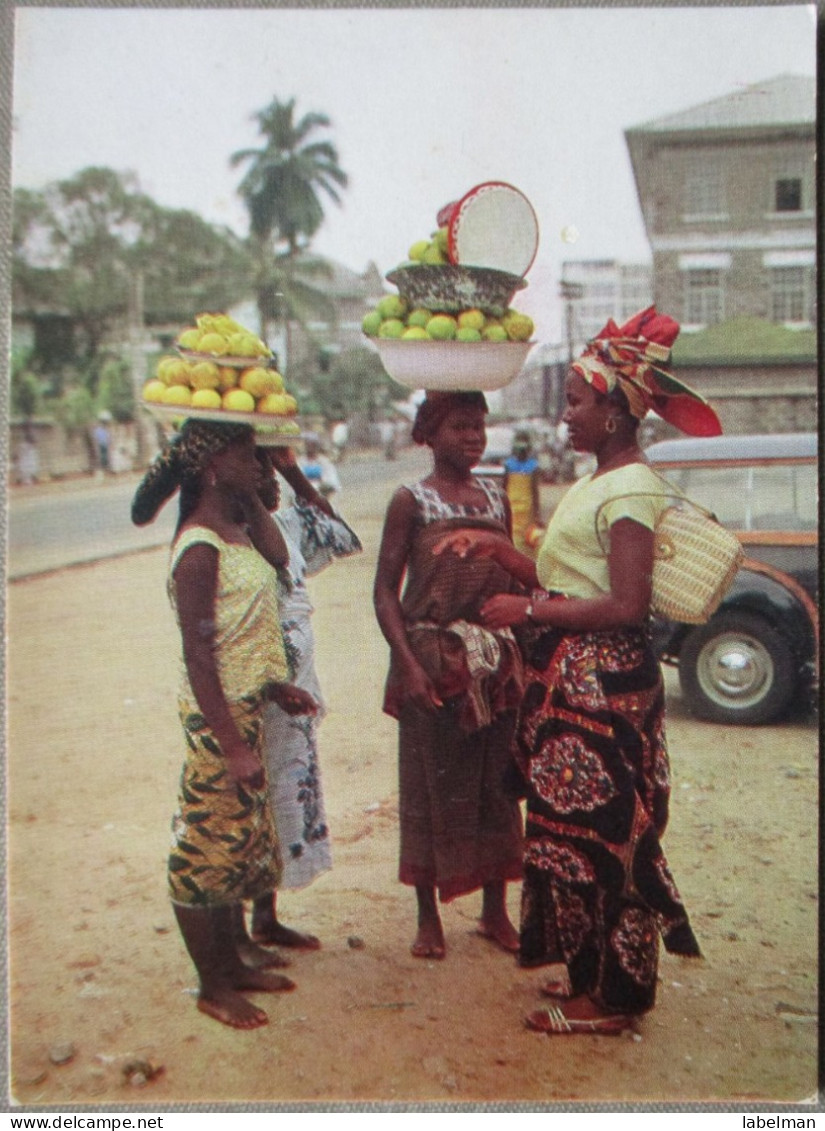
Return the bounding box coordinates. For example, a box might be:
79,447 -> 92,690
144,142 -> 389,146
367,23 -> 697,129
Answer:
475,915 -> 520,954
197,987 -> 269,1030
236,937 -> 291,969
233,968 -> 296,993
251,920 -> 321,950
410,921 -> 446,960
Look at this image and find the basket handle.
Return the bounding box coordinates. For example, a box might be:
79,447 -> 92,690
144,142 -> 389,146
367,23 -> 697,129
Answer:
594,488 -> 719,555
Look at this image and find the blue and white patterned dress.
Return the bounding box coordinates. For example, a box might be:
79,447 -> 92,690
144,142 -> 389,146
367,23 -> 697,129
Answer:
262,500 -> 361,890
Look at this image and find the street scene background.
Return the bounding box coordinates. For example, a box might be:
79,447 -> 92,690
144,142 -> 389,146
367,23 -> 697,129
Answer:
6,449 -> 818,1107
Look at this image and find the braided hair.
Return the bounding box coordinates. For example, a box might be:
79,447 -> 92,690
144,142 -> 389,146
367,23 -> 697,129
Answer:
131,420 -> 254,527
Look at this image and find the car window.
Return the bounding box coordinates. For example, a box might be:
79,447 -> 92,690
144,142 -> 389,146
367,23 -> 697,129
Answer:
667,463 -> 817,532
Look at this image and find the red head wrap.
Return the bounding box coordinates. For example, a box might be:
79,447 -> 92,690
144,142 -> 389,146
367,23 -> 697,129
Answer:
572,306 -> 722,437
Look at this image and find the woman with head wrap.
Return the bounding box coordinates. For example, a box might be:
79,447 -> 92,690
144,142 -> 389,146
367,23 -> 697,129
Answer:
435,308 -> 715,1033
132,420 -> 318,1030
373,391 -> 525,961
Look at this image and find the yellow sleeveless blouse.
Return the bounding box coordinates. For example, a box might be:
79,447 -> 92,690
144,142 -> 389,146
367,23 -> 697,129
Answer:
168,526 -> 288,705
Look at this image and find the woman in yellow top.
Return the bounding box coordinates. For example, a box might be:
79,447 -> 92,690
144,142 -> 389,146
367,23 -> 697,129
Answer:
132,420 -> 317,1030
436,307 -> 721,1035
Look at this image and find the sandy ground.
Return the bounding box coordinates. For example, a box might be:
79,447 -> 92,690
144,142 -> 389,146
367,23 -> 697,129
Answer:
5,456 -> 820,1109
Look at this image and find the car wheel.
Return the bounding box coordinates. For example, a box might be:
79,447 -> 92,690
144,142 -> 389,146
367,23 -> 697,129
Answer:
678,611 -> 796,725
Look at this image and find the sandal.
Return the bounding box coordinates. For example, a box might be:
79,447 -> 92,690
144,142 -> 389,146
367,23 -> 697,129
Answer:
524,1005 -> 629,1036
539,977 -> 572,1000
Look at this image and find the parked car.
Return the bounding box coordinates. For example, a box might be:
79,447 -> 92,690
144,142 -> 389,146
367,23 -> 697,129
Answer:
646,432 -> 818,725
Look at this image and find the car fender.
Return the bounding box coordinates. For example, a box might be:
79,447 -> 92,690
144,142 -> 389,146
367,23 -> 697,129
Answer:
652,561 -> 818,672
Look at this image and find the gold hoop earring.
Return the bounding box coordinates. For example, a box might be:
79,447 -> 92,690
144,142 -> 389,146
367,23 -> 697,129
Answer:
605,416 -> 617,434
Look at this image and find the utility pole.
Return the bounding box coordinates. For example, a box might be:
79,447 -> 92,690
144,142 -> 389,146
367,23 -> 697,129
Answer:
559,279 -> 584,419
128,270 -> 148,467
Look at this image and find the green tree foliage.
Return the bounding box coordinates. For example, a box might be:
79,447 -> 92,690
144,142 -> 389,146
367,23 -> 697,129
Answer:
232,97 -> 348,253
231,97 -> 348,351
310,346 -> 396,421
12,167 -> 252,381
96,357 -> 136,423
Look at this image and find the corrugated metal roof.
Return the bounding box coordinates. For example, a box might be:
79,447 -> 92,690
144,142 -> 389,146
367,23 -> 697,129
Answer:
628,74 -> 815,134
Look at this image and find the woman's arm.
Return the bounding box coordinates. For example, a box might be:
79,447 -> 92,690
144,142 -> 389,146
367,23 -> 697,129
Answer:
174,544 -> 265,787
432,527 -> 539,589
480,517 -> 654,632
373,487 -> 443,711
242,490 -> 290,570
269,446 -> 334,517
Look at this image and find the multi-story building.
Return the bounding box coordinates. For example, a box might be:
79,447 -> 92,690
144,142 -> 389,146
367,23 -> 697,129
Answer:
623,74 -> 816,434
561,259 -> 653,349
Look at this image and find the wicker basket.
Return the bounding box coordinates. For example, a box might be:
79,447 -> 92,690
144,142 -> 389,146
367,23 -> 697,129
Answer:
596,491 -> 744,625
649,504 -> 744,623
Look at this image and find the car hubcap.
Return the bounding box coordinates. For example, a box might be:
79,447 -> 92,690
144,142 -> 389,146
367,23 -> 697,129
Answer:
696,632 -> 775,709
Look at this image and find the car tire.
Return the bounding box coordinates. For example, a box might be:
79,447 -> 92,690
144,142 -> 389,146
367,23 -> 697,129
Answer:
678,611 -> 796,726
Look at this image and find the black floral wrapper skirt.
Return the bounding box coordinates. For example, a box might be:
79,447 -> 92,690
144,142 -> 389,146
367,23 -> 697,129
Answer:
516,624 -> 700,1015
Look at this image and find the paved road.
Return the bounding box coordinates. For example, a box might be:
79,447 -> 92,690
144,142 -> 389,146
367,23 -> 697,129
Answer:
7,449 -> 429,580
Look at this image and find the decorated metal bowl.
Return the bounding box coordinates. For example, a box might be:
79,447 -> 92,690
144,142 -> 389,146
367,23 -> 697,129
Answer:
374,338 -> 534,392
385,264 -> 527,318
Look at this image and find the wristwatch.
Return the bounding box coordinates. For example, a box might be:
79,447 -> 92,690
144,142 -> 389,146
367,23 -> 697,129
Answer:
524,601 -> 535,623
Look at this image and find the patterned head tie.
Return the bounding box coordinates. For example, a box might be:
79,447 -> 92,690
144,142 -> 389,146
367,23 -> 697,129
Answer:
411,391 -> 489,445
131,419 -> 254,526
571,305 -> 722,437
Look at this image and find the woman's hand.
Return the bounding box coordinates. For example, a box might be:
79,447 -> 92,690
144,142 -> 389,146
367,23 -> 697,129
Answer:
480,594 -> 533,630
268,446 -> 297,474
432,529 -> 504,561
398,655 -> 444,712
269,682 -> 319,716
224,740 -> 266,790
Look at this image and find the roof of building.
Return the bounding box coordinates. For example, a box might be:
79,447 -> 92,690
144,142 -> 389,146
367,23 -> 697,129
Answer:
671,318 -> 817,365
627,74 -> 815,134
293,255 -> 385,299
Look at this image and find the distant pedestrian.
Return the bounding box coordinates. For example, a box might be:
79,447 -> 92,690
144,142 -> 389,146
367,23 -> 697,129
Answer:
330,419 -> 349,462
299,434 -> 341,499
503,430 -> 542,556
16,426 -> 39,485
93,414 -> 112,475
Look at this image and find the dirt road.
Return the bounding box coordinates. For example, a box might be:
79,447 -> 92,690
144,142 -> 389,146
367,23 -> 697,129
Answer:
6,454 -> 819,1108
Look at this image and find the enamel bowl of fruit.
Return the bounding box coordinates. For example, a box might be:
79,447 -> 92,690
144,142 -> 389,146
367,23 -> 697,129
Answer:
372,336 -> 534,392
363,292 -> 536,391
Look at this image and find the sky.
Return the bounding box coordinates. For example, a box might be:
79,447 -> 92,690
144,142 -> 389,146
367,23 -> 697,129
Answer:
10,4 -> 817,342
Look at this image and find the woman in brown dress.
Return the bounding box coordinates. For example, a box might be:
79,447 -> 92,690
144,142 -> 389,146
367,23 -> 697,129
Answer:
373,391 -> 525,960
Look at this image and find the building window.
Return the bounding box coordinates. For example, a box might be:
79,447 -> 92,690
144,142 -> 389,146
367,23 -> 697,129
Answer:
775,177 -> 803,213
683,167 -> 725,218
770,266 -> 813,323
684,269 -> 724,325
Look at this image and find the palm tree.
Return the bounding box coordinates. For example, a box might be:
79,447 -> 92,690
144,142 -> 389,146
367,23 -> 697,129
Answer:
231,97 -> 349,358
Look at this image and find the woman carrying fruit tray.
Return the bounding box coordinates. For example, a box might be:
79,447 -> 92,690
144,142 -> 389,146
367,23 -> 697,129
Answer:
373,391 -> 525,961
131,419 -> 318,1030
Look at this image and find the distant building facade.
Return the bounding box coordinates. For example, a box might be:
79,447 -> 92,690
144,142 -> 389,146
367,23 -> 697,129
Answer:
625,74 -> 815,331
561,259 -> 653,349
624,74 -> 816,434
